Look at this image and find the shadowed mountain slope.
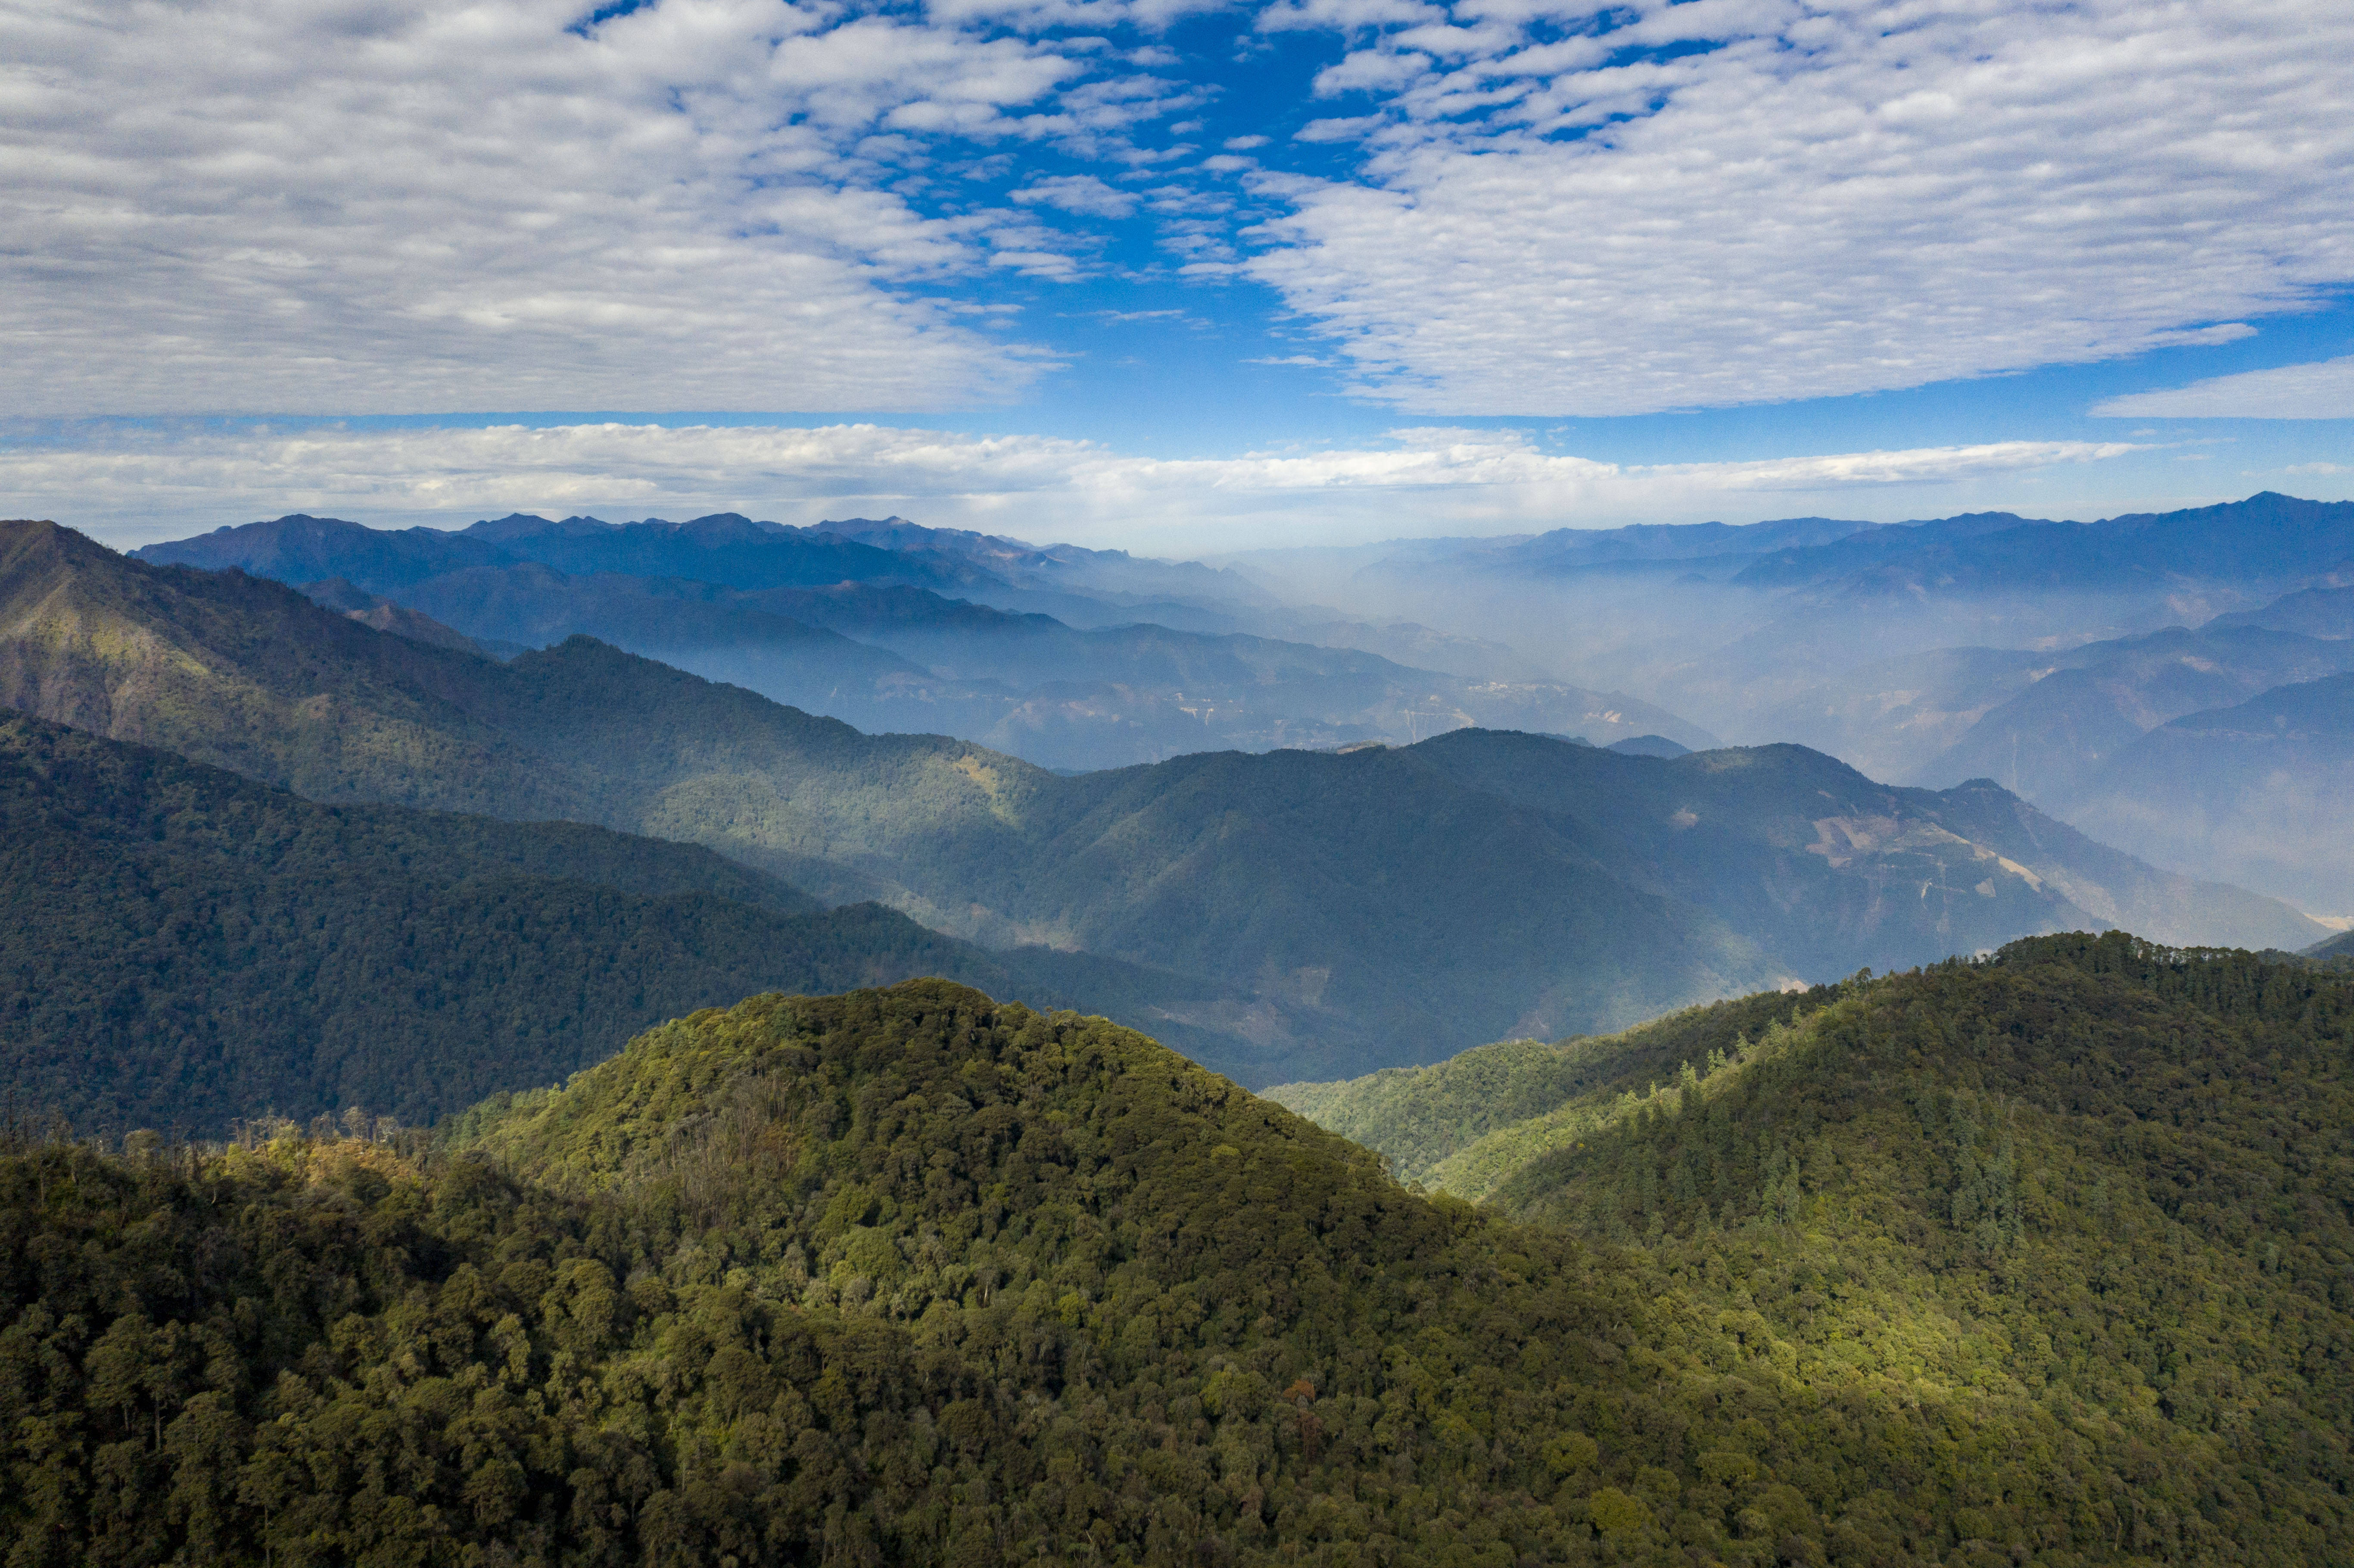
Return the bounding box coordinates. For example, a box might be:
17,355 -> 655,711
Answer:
300,576 -> 498,654
0,710 -> 1239,1136
1405,730 -> 2322,964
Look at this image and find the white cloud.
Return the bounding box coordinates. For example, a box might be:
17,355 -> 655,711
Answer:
1240,0 -> 2354,414
3,419 -> 2143,552
0,0 -> 1192,416
1257,0 -> 1444,34
1012,175 -> 1140,218
12,0 -> 2346,426
2091,355 -> 2354,420
1314,49 -> 1430,96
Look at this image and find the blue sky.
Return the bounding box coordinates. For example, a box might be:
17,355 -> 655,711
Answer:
3,0 -> 2349,549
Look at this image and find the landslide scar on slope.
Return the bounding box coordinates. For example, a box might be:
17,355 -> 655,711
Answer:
953,753 -> 1021,826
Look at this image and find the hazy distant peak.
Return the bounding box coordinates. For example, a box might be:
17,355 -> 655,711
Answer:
137,513 -> 507,588
1606,733 -> 1691,758
464,512 -> 615,541
2205,579 -> 2354,639
2155,669 -> 2354,738
813,515 -> 1038,551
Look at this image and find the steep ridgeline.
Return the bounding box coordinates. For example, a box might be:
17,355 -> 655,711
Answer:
138,513 -> 1713,765
3,518 -> 2323,1083
0,516 -> 569,818
0,711 -> 1231,1136
1276,935 -> 2354,1560
5,975 -> 2345,1564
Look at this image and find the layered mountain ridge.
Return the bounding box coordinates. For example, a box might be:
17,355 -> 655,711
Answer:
5,496 -> 2353,1564
140,511 -> 1709,768
1230,493 -> 2354,914
4,517 -> 2323,1085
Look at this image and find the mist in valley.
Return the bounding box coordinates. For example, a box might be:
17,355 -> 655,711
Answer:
1220,496 -> 2354,922
126,492 -> 2354,955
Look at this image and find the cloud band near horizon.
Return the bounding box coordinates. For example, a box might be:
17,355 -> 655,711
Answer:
3,421 -> 2151,552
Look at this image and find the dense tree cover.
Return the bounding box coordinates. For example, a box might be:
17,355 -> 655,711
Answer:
1266,989 -> 1819,1186
1293,934 -> 2354,1559
9,972 -> 2339,1566
0,711 -> 1226,1136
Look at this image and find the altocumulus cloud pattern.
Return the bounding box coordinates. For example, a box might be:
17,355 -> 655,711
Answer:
2,0 -> 2350,418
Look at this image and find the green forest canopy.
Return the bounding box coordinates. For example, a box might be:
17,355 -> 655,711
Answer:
0,710 -> 1227,1136
4,938 -> 2351,1564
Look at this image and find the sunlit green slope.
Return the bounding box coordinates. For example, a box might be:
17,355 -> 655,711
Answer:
6,969 -> 2347,1563
1283,935 -> 2354,1560
1264,986 -> 1818,1187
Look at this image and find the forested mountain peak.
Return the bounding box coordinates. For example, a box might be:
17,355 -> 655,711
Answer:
8,955 -> 2350,1562
1273,934 -> 2354,1562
